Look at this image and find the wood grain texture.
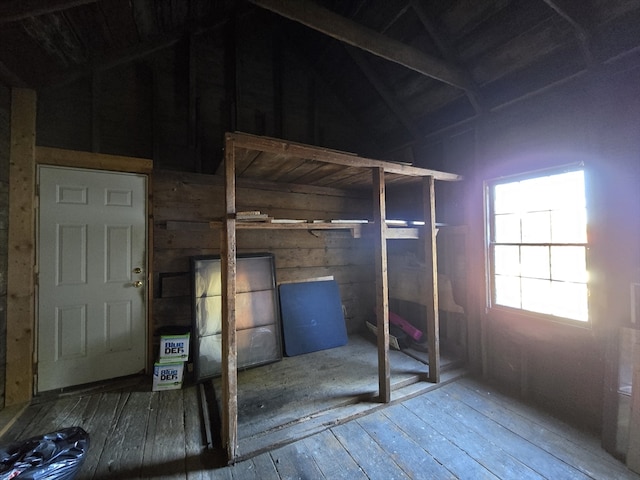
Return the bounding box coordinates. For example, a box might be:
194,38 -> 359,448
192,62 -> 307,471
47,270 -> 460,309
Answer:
6,88 -> 36,406
0,375 -> 634,479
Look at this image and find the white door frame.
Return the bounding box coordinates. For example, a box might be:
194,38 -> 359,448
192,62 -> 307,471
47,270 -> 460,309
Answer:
36,164 -> 149,392
24,147 -> 152,400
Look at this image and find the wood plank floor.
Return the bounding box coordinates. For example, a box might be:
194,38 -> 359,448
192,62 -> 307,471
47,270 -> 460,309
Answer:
0,347 -> 637,479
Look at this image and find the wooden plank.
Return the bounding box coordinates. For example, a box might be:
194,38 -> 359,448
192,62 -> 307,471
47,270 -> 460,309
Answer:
36,146 -> 153,173
423,176 -> 440,383
6,88 -> 36,406
372,167 -> 390,403
153,228 -> 361,251
331,420 -> 410,479
0,0 -> 97,23
382,403 -> 499,479
270,441 -> 326,479
92,391 -> 153,478
222,136 -> 238,463
228,132 -> 462,181
302,429 -> 368,480
357,410 -> 457,478
403,394 -> 546,480
142,389 -> 187,479
428,387 -> 591,479
450,380 -> 633,479
249,0 -> 469,90
248,452 -> 280,480
347,46 -> 421,140
69,391 -> 128,478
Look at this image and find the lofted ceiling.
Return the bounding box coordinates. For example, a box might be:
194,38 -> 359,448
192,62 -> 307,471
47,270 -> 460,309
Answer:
1,0 -> 640,157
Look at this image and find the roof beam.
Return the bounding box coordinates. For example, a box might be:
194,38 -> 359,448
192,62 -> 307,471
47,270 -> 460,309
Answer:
249,0 -> 470,90
541,0 -> 594,65
409,0 -> 483,113
0,0 -> 97,24
346,46 -> 421,140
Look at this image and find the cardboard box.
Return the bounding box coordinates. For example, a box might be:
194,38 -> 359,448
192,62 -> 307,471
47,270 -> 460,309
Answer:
152,362 -> 185,391
159,333 -> 190,363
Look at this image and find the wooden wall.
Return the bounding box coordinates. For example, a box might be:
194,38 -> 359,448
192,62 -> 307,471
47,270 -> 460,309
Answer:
0,85 -> 9,406
422,67 -> 640,433
35,14 -> 375,174
152,170 -> 376,337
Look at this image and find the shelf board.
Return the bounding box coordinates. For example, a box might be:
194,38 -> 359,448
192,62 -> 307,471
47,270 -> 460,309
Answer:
164,220 -> 429,239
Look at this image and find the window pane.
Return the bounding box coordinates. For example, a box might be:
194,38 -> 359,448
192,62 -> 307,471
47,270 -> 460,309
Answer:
551,208 -> 587,243
549,281 -> 588,321
489,168 -> 588,323
495,275 -> 521,308
548,171 -> 586,210
521,246 -> 550,279
520,176 -> 552,212
494,182 -> 521,214
495,214 -> 521,243
521,211 -> 551,243
494,245 -> 520,276
522,278 -> 552,315
551,246 -> 587,283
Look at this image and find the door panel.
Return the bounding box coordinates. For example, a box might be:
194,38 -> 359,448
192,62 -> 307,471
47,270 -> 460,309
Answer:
38,166 -> 147,392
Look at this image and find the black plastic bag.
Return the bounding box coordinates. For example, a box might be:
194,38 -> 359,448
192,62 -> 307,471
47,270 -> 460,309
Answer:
0,427 -> 89,480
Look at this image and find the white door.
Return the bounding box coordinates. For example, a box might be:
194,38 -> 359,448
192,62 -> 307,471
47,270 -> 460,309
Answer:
37,166 -> 147,392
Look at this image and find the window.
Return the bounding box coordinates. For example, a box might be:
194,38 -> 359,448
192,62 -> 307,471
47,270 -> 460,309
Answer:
487,167 -> 589,322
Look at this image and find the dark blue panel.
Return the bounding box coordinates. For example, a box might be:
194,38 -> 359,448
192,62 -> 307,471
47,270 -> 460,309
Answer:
279,280 -> 348,356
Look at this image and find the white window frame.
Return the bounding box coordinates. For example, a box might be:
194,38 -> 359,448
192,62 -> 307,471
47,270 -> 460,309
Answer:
485,164 -> 590,325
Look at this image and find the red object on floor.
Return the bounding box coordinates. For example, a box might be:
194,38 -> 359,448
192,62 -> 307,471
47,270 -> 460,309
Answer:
389,311 -> 423,341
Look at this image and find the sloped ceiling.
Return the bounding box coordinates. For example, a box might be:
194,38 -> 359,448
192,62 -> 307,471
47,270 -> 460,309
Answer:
1,0 -> 639,156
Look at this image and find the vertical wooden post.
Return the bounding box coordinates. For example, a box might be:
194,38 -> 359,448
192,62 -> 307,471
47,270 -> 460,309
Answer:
372,167 -> 390,402
6,88 -> 36,406
423,176 -> 440,383
221,134 -> 238,462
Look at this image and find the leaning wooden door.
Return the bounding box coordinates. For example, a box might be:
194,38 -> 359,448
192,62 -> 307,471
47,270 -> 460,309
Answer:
37,166 -> 147,392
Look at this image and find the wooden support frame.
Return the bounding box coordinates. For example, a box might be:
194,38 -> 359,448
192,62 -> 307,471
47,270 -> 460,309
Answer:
222,136 -> 238,462
219,132 -> 457,462
422,176 -> 440,382
6,88 -> 37,406
5,90 -> 154,406
372,167 -> 390,402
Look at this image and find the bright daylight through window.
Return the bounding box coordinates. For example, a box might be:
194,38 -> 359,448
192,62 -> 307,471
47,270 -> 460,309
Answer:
488,167 -> 588,322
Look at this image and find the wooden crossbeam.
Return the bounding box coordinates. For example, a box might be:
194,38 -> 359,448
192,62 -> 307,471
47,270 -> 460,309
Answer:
0,0 -> 97,23
541,0 -> 593,65
347,47 -> 422,140
249,0 -> 470,90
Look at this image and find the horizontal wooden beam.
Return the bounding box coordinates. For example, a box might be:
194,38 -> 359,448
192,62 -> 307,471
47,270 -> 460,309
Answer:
228,132 -> 462,181
0,0 -> 97,24
347,47 -> 422,140
36,146 -> 153,173
249,0 -> 470,90
541,0 -> 593,65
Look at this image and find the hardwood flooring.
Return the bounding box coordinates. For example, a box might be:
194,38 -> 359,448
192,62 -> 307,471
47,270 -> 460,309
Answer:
0,340 -> 636,479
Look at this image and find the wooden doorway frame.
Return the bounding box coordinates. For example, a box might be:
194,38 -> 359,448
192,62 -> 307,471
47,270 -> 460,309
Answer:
6,88 -> 153,406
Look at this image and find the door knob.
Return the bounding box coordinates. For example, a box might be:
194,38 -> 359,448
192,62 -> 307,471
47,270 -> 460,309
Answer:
133,280 -> 143,288
133,267 -> 142,274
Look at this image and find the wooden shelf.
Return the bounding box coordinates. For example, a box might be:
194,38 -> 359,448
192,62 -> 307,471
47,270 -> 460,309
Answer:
165,220 -> 426,240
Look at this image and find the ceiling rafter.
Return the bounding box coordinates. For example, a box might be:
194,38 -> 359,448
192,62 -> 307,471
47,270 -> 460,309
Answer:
541,0 -> 594,66
249,0 -> 471,90
409,0 -> 483,113
39,19 -> 229,90
0,0 -> 97,24
346,46 -> 421,141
